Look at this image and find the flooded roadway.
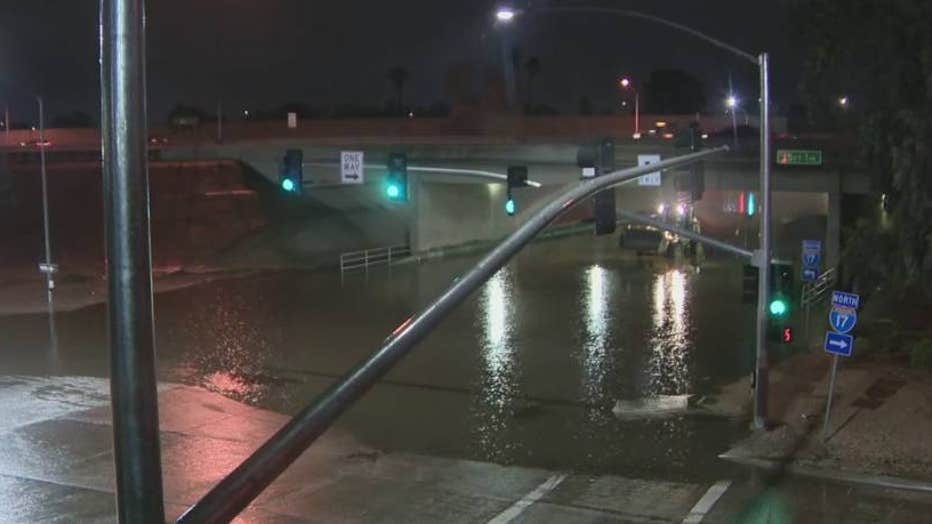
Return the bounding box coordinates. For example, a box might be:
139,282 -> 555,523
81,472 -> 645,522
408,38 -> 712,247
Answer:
0,233 -> 758,483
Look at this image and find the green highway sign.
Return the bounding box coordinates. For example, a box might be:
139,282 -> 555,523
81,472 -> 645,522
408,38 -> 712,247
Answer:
777,149 -> 823,166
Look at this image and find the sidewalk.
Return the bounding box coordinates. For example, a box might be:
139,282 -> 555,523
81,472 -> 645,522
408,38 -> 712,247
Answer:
0,375 -> 712,523
0,268 -> 260,316
712,351 -> 932,488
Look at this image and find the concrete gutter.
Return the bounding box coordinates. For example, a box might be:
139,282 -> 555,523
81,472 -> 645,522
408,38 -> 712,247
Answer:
719,453 -> 932,494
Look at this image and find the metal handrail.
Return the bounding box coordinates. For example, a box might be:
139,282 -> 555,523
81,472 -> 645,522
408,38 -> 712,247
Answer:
802,267 -> 837,307
176,146 -> 729,523
340,244 -> 410,273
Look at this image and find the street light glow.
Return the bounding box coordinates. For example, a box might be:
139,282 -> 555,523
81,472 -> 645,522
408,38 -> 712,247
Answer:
839,96 -> 849,107
726,95 -> 738,109
495,8 -> 516,22
620,78 -> 631,88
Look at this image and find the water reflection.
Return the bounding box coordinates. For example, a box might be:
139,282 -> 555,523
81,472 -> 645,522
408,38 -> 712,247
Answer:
581,265 -> 612,416
46,292 -> 60,373
471,268 -> 521,462
647,269 -> 690,397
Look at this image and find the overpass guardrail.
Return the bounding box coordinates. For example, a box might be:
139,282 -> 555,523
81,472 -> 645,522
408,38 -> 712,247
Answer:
339,244 -> 411,275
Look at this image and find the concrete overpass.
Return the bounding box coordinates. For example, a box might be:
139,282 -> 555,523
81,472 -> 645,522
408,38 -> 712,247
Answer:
2,115 -> 869,269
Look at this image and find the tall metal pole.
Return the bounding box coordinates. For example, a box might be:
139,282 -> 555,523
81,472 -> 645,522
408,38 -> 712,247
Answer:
100,0 -> 166,521
754,52 -> 772,429
634,91 -> 640,136
37,96 -> 53,295
216,99 -> 223,144
500,28 -> 517,110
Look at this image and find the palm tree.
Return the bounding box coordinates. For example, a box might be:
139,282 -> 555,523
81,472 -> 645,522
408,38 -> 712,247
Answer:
524,57 -> 541,114
387,66 -> 410,114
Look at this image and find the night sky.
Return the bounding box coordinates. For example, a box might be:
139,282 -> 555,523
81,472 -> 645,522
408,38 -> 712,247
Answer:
0,0 -> 798,125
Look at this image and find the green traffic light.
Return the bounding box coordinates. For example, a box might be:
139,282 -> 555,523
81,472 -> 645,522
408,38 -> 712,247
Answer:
386,184 -> 401,199
281,178 -> 296,192
769,298 -> 788,317
505,198 -> 516,216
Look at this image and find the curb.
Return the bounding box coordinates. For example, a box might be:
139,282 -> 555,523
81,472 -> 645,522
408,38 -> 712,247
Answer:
719,453 -> 932,494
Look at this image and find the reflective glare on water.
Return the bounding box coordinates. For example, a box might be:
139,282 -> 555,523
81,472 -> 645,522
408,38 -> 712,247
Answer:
0,234 -> 757,481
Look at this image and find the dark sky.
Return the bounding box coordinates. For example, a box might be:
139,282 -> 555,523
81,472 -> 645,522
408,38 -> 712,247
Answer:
0,0 -> 798,125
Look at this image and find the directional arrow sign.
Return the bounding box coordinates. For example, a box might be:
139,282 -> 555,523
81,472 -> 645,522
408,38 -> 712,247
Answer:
824,332 -> 854,357
802,267 -> 818,282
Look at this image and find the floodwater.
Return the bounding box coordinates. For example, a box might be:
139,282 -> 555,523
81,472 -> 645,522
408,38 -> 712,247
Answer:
0,234 -> 760,482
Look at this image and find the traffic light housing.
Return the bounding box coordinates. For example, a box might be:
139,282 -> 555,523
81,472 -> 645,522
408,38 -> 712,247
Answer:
768,262 -> 795,343
280,149 -> 303,194
674,123 -> 705,202
386,152 -> 408,202
577,138 -> 616,235
505,166 -> 528,216
742,262 -> 796,344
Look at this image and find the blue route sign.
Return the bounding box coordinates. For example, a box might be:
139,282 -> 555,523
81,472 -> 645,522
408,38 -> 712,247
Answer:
831,291 -> 861,309
802,240 -> 822,283
802,240 -> 822,252
829,307 -> 857,334
825,332 -> 854,357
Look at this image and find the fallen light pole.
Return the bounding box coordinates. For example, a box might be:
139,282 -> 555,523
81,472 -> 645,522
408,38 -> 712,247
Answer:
177,147 -> 730,523
497,3 -> 773,430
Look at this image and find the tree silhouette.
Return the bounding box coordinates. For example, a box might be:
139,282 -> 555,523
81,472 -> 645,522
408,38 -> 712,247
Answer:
643,69 -> 707,114
524,57 -> 541,114
387,66 -> 410,114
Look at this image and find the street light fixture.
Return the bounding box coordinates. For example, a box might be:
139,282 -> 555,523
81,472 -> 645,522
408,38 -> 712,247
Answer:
494,7 -> 519,109
838,96 -> 849,108
489,4 -> 775,430
495,7 -> 517,22
619,77 -> 639,138
726,94 -> 739,149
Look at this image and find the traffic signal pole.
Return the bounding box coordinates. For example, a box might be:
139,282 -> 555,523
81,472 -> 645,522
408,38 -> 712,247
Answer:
100,0 -> 166,521
754,53 -> 772,429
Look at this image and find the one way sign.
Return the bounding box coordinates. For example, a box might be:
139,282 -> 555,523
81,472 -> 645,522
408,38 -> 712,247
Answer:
824,332 -> 854,357
341,151 -> 364,185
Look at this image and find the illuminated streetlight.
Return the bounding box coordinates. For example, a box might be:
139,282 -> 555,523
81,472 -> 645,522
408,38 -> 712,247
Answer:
726,94 -> 739,150
496,7 -> 516,22
619,77 -> 639,137
838,96 -> 849,107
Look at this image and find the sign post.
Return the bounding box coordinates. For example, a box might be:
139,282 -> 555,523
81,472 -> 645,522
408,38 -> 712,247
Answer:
637,154 -> 662,186
341,151 -> 365,185
801,240 -> 822,344
822,290 -> 860,441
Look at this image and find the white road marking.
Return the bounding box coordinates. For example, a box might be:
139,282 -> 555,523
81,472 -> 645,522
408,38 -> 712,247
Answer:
487,474 -> 567,524
682,480 -> 732,523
